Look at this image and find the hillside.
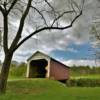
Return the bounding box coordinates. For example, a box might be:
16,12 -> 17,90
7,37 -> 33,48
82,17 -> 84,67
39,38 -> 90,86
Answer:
0,79 -> 100,100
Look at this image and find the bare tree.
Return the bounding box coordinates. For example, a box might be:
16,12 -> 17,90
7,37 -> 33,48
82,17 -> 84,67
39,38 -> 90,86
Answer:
0,0 -> 84,93
91,24 -> 100,66
90,0 -> 100,65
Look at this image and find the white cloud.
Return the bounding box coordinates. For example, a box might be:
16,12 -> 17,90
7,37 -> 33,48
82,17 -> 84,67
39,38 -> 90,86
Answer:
63,59 -> 100,67
67,48 -> 78,53
0,0 -> 100,62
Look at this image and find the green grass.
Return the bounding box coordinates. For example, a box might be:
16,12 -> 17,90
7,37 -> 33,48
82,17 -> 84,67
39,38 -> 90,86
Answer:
0,79 -> 100,100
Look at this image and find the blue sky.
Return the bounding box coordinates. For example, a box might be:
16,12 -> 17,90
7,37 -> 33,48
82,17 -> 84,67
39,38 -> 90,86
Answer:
51,42 -> 95,61
12,0 -> 100,66
0,0 -> 100,66
49,42 -> 100,66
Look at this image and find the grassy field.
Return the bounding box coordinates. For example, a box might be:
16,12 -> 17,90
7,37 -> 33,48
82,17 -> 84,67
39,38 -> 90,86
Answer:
0,79 -> 100,100
1,65 -> 100,100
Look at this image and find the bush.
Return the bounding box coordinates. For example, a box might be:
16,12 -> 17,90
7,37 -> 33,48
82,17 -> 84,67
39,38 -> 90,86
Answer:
66,79 -> 100,87
9,63 -> 27,78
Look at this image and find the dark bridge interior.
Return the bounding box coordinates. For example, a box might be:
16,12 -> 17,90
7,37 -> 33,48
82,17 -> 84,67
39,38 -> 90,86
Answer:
29,59 -> 48,78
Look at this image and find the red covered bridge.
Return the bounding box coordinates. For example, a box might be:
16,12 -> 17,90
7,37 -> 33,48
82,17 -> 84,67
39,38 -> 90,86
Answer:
26,51 -> 70,82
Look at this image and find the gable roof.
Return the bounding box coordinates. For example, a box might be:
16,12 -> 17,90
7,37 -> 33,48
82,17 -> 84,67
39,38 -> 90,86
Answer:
27,51 -> 50,61
27,51 -> 70,69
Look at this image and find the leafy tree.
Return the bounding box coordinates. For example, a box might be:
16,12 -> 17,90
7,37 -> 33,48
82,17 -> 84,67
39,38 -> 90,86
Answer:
0,0 -> 84,93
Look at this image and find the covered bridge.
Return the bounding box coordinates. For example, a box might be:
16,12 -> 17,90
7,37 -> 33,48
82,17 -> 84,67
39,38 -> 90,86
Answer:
26,51 -> 70,82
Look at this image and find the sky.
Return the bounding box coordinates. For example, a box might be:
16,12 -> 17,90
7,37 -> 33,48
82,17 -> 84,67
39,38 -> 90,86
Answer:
0,0 -> 100,66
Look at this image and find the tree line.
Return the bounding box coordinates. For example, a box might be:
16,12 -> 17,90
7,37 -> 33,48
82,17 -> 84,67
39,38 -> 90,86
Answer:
71,65 -> 100,76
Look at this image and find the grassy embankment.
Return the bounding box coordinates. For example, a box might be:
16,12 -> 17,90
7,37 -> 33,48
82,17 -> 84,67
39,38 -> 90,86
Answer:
0,79 -> 100,100
0,64 -> 100,100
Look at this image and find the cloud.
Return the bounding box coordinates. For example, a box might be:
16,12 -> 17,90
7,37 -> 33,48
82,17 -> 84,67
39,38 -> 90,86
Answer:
67,48 -> 78,53
0,0 -> 100,62
63,59 -> 100,66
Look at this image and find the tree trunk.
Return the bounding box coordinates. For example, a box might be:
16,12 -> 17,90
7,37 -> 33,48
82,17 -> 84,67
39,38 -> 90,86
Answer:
0,53 -> 13,94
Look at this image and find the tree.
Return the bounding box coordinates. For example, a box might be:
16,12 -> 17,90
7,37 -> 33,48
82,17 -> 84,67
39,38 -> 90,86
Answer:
91,25 -> 100,66
89,0 -> 100,65
0,0 -> 84,93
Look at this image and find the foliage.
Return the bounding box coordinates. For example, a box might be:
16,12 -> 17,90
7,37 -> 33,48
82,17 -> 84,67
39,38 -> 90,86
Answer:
70,65 -> 100,77
68,66 -> 100,87
66,78 -> 100,87
9,63 -> 27,79
8,64 -> 100,80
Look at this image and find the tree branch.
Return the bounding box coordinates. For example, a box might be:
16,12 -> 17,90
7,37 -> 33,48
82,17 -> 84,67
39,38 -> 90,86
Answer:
14,10 -> 82,51
10,0 -> 32,52
44,0 -> 55,12
91,26 -> 100,41
51,10 -> 74,27
44,0 -> 57,22
30,5 -> 48,26
3,14 -> 9,54
7,0 -> 18,14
